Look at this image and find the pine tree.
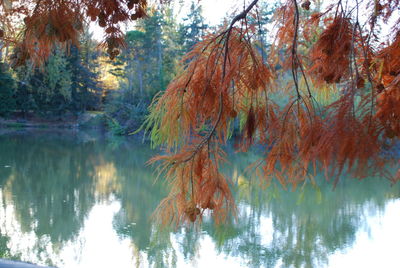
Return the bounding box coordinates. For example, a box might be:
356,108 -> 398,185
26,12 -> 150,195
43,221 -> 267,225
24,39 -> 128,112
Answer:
179,1 -> 207,52
105,7 -> 182,134
29,49 -> 73,115
0,63 -> 16,117
14,42 -> 102,116
67,45 -> 102,113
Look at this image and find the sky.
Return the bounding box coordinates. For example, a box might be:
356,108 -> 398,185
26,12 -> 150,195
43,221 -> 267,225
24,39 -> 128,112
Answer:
2,192 -> 400,268
90,0 -> 398,45
90,0 -> 242,41
174,0 -> 241,25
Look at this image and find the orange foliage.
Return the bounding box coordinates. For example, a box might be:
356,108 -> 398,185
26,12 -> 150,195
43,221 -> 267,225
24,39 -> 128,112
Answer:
375,32 -> 400,138
0,0 -> 150,65
148,24 -> 272,225
145,0 -> 400,225
310,17 -> 353,84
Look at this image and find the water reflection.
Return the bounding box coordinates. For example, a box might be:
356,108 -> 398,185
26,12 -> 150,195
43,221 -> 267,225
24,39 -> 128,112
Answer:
0,130 -> 399,268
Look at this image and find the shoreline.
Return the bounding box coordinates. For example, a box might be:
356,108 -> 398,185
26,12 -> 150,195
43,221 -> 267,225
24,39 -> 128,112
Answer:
0,112 -> 105,130
0,119 -> 80,129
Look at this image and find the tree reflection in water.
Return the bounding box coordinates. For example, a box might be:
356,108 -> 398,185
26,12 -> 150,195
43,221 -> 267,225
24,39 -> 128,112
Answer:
0,130 -> 398,267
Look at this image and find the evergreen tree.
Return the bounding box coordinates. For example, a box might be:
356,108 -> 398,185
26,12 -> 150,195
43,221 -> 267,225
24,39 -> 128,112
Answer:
138,9 -> 164,96
28,50 -> 72,115
67,45 -> 102,113
179,1 -> 207,52
0,63 -> 16,117
14,81 -> 36,117
161,6 -> 183,85
105,7 -> 183,134
14,39 -> 102,116
248,2 -> 276,62
110,8 -> 180,99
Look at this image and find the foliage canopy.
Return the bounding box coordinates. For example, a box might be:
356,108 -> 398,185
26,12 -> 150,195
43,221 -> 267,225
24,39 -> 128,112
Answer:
1,0 -> 400,225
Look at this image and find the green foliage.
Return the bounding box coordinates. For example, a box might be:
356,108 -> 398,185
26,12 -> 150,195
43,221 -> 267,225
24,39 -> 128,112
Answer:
77,112 -> 106,129
105,7 -> 183,135
13,43 -> 102,116
178,1 -> 207,52
0,63 -> 16,117
105,90 -> 148,135
14,82 -> 37,115
67,45 -> 102,112
106,115 -> 125,135
46,52 -> 72,100
14,51 -> 72,115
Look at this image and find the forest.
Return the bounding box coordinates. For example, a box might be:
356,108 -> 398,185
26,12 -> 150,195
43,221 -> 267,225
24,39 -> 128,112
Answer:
0,2 -> 215,134
0,0 -> 399,226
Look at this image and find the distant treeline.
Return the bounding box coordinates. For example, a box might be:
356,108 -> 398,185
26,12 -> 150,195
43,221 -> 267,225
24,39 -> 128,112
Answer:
0,2 -> 272,134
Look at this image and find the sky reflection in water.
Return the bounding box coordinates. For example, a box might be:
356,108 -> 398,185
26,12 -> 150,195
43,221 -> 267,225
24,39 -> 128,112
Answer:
0,130 -> 399,268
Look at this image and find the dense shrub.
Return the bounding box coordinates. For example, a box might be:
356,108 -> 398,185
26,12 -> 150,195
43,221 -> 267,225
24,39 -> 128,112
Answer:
104,90 -> 149,135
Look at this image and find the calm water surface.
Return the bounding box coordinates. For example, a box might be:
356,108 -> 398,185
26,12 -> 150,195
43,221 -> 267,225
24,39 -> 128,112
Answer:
0,130 -> 399,268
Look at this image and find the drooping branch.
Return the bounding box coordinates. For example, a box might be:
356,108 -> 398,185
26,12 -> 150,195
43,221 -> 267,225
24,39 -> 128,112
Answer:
147,1 -> 278,226
146,0 -> 400,226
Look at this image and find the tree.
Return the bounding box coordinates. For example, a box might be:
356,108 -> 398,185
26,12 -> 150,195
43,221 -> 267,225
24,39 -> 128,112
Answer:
13,43 -> 101,116
1,0 -> 400,225
179,1 -> 207,52
1,0 -> 149,66
105,8 -> 182,134
67,45 -> 102,112
108,7 -> 179,96
0,62 -> 16,117
141,0 -> 400,225
104,7 -> 182,134
14,49 -> 73,115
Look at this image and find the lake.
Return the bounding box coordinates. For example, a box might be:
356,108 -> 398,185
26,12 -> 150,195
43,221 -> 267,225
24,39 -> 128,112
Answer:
0,130 -> 399,268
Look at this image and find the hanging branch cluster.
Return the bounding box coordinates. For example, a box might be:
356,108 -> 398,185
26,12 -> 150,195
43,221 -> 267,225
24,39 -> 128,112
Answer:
146,0 -> 271,225
0,0 -> 151,66
144,0 -> 400,225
